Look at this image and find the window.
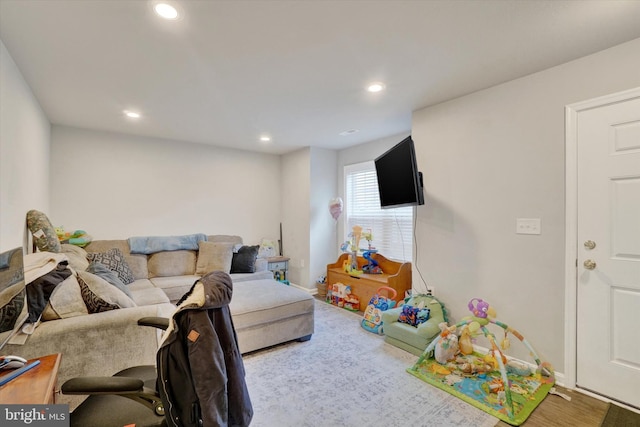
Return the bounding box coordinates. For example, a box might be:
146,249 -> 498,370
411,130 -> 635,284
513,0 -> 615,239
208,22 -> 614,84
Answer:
344,161 -> 413,262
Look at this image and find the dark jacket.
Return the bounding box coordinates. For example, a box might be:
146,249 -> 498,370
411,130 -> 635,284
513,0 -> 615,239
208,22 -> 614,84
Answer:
157,271 -> 253,427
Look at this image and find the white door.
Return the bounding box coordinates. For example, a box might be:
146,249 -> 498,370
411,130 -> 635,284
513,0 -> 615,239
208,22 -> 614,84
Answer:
575,90 -> 640,408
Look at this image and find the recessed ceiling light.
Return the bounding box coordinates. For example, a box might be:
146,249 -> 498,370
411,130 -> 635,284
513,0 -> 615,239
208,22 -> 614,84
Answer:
154,3 -> 179,20
367,82 -> 386,93
259,135 -> 271,142
124,110 -> 141,119
339,129 -> 359,136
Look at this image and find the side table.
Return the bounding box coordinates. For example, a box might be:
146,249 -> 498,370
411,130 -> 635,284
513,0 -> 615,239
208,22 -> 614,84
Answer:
267,256 -> 290,284
0,353 -> 61,404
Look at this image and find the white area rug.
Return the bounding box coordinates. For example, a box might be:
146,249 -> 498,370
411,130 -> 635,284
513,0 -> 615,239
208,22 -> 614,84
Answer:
242,300 -> 497,427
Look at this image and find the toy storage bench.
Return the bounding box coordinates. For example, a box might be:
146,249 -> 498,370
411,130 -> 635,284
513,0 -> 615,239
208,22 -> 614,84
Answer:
326,253 -> 411,312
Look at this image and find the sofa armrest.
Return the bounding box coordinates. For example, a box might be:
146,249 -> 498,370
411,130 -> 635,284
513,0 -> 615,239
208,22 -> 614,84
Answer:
0,303 -> 175,410
381,307 -> 404,325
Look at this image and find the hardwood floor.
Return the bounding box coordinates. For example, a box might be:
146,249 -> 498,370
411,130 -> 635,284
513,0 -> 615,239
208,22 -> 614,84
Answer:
494,385 -> 610,427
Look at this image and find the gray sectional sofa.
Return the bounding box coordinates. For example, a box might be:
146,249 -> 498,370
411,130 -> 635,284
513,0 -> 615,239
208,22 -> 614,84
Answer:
1,235 -> 314,409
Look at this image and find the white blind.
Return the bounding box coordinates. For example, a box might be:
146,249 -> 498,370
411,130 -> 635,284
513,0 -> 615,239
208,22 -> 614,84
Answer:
344,161 -> 413,262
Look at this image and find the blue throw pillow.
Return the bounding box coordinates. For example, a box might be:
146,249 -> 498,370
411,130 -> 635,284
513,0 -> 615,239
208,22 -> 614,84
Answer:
398,305 -> 430,327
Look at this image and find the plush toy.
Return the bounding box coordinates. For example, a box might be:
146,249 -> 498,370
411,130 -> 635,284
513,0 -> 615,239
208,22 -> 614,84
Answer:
434,323 -> 459,364
55,226 -> 92,247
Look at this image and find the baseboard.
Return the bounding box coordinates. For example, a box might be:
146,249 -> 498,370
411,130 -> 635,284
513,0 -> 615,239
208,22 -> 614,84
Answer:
290,283 -> 316,294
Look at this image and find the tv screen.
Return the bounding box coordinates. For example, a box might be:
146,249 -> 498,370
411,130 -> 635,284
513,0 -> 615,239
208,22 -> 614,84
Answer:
374,136 -> 424,209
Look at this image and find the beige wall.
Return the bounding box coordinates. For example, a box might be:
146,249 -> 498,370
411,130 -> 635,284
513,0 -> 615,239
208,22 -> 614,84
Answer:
50,125 -> 282,245
0,39 -> 50,252
411,37 -> 640,371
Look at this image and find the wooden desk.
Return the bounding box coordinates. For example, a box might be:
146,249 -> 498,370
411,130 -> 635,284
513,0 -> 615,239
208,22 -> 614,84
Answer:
327,253 -> 411,312
0,353 -> 61,404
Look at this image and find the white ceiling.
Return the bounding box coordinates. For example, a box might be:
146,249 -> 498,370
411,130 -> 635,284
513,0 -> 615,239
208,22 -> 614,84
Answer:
2,0 -> 640,155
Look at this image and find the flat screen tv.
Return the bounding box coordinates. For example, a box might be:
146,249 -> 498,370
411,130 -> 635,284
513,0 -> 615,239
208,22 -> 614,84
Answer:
374,136 -> 424,209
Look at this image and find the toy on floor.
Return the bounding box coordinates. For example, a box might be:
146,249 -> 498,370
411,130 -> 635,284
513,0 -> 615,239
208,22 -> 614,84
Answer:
361,286 -> 397,334
410,297 -> 555,425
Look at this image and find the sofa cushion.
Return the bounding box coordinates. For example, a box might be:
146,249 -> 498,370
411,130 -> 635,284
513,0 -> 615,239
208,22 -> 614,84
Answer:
86,248 -> 135,285
85,240 -> 148,280
129,287 -> 171,306
26,210 -> 61,253
41,274 -> 89,320
231,270 -> 274,283
230,279 -> 314,330
150,275 -> 200,303
77,271 -> 136,313
230,245 -> 259,274
86,262 -> 132,298
60,244 -> 90,271
148,250 -> 196,278
195,242 -> 233,275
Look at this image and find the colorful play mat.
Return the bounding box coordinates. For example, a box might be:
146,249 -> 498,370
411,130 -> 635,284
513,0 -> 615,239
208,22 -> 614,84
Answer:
407,298 -> 555,425
408,352 -> 554,425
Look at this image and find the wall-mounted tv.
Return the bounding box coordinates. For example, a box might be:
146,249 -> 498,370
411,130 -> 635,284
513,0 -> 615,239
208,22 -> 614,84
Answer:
374,136 -> 424,209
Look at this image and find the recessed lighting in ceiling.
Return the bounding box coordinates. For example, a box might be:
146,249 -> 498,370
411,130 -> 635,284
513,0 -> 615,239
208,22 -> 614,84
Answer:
339,129 -> 359,136
154,3 -> 179,20
367,82 -> 386,93
124,110 -> 141,119
259,135 -> 272,142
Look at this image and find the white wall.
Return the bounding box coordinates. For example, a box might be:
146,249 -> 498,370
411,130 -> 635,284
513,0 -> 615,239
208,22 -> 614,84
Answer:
50,126 -> 282,244
281,148 -> 311,287
411,37 -> 640,370
0,39 -> 50,252
309,147 -> 337,288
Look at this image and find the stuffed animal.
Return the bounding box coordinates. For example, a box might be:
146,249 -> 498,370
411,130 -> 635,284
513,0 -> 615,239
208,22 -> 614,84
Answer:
434,323 -> 459,364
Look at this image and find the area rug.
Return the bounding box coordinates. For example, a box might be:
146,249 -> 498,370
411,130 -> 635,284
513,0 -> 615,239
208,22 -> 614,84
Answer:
242,300 -> 497,427
408,353 -> 554,426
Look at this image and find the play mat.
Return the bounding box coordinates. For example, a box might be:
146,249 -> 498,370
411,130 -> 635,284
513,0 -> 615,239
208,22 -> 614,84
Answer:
407,298 -> 555,426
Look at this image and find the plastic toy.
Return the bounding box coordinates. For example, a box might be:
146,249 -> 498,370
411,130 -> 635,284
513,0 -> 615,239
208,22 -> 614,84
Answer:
362,250 -> 382,274
415,298 -> 555,422
361,286 -> 397,334
55,226 -> 92,247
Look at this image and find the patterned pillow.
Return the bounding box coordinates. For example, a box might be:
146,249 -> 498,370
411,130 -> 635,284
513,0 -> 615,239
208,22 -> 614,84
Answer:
230,245 -> 259,274
86,248 -> 135,284
398,305 -> 430,327
26,210 -> 61,253
86,262 -> 132,298
77,271 -> 136,313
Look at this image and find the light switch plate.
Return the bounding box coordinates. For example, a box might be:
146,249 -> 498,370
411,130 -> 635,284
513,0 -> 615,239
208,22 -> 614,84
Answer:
516,218 -> 541,235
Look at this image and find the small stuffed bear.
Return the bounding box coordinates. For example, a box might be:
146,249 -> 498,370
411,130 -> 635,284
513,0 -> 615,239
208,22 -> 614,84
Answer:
435,323 -> 459,364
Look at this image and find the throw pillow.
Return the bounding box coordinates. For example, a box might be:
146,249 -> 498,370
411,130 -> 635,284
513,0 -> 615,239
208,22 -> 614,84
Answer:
77,271 -> 136,313
230,245 -> 260,274
398,305 -> 430,327
60,244 -> 90,271
86,248 -> 135,284
41,274 -> 89,320
26,210 -> 61,253
195,242 -> 234,275
86,262 -> 132,298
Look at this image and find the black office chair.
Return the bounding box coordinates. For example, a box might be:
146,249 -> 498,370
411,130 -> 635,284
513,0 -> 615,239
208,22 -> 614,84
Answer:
62,271 -> 253,427
62,317 -> 169,427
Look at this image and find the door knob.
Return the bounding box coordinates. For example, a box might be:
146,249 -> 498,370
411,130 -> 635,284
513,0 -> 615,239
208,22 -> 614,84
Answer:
584,240 -> 596,250
584,259 -> 597,270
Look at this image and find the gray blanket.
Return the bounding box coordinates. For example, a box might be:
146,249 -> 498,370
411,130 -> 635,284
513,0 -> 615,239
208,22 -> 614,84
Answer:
128,234 -> 207,254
